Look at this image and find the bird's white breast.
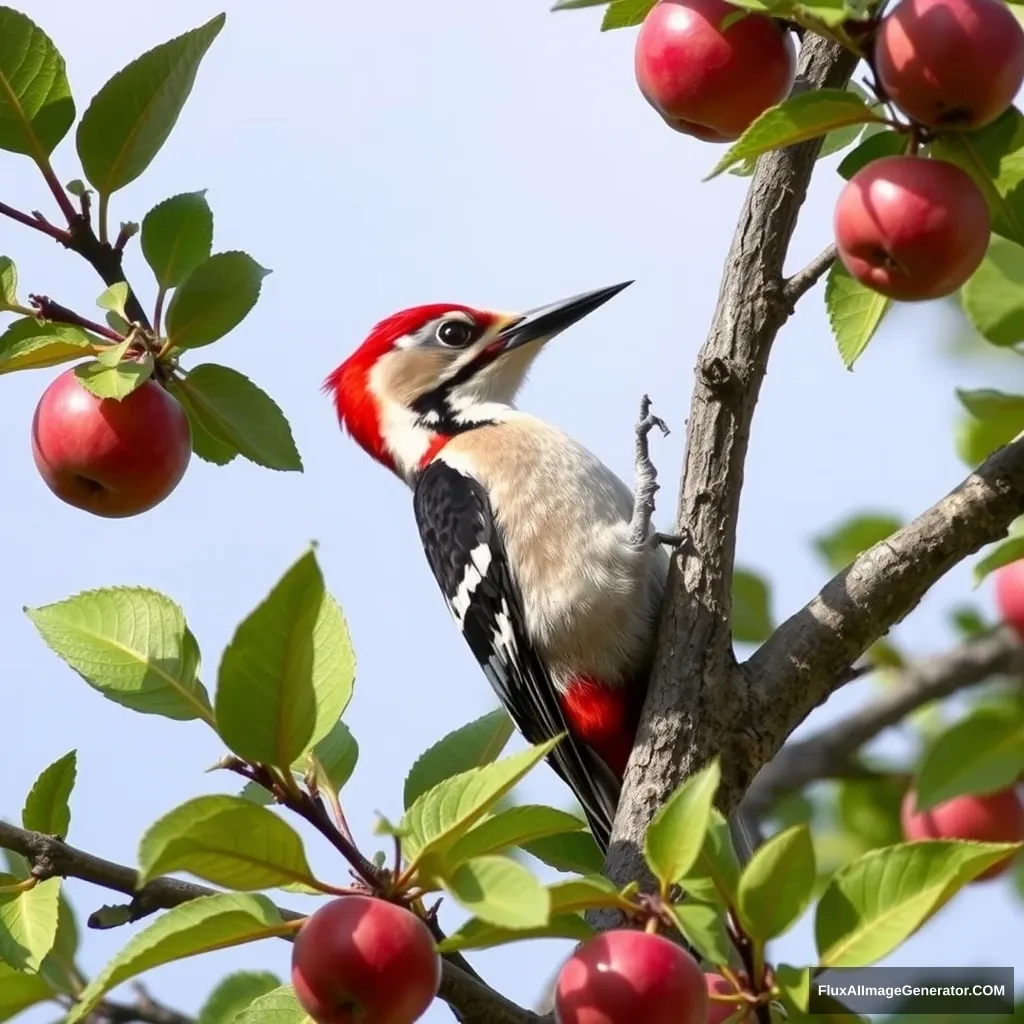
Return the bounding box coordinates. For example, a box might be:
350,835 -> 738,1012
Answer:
439,414 -> 668,689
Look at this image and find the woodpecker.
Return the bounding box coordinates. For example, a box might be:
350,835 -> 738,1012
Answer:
325,283 -> 678,849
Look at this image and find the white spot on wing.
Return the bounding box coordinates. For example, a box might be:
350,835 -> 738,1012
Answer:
448,542 -> 493,624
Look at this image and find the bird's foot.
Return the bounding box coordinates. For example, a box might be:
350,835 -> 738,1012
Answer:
627,395 -> 671,550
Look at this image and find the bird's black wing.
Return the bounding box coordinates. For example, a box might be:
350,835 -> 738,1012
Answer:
413,458 -> 620,849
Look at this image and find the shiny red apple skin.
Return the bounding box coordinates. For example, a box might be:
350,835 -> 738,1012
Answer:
291,896 -> 441,1024
555,929 -> 708,1024
635,0 -> 796,139
901,787 -> 1024,881
875,0 -> 1024,130
833,155 -> 990,301
994,559 -> 1024,640
31,368 -> 192,518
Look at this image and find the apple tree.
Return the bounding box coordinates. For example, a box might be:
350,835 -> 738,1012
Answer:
1,2 -> 1024,1023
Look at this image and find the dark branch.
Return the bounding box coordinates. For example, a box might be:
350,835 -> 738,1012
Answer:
0,199 -> 71,243
65,217 -> 152,331
743,626 -> 1024,816
0,821 -> 539,1024
600,34 -> 859,904
87,984 -> 195,1024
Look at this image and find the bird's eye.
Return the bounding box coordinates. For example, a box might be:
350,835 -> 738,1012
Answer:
435,319 -> 475,348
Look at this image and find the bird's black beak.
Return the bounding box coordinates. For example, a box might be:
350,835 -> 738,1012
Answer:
493,281 -> 633,353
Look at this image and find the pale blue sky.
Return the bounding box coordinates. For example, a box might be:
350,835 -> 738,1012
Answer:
1,1 -> 1020,1019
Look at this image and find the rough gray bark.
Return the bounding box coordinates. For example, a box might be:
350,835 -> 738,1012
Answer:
601,28 -> 1024,901
600,34 -> 859,898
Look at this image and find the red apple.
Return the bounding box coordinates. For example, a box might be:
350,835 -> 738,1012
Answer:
291,896 -> 440,1024
994,559 -> 1024,639
32,368 -> 192,518
635,0 -> 796,141
833,154 -> 990,301
875,0 -> 1024,130
555,930 -> 708,1024
901,787 -> 1024,881
707,973 -> 752,1024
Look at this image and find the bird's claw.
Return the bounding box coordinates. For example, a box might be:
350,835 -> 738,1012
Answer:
628,395 -> 670,550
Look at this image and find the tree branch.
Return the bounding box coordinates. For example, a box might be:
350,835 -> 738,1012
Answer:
87,984 -> 195,1024
782,243 -> 837,306
743,626 -> 1024,816
600,34 -> 859,900
738,441 -> 1024,806
0,822 -> 539,1024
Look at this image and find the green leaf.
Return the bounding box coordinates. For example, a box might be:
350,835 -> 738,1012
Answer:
97,282 -> 129,321
962,235 -> 1024,346
955,387 -> 1024,469
404,708 -> 515,809
731,568 -> 774,644
775,964 -> 811,1016
915,706 -> 1024,809
305,718 -> 359,795
974,536 -> 1024,584
815,840 -> 1022,966
0,961 -> 54,1021
233,985 -> 312,1024
439,912 -> 592,953
138,794 -> 321,891
447,805 -> 586,866
65,179 -> 88,197
402,736 -> 563,863
444,855 -> 550,928
837,129 -> 909,180
669,901 -> 733,964
836,777 -> 904,852
74,354 -> 154,400
440,874 -> 615,951
22,750 -> 76,839
677,810 -> 742,906
522,830 -> 605,874
26,586 -> 212,724
950,604 -> 991,639
198,970 -> 281,1024
167,374 -> 238,466
173,364 -> 302,471
142,191 -> 214,290
76,15 -> 225,195
0,318 -> 100,374
601,0 -> 656,28
0,874 -> 60,972
38,891 -> 81,994
0,7 -> 74,157
215,548 -> 353,769
826,260 -> 892,369
66,893 -> 288,1023
0,256 -> 19,310
708,90 -> 883,179
931,107 -> 1024,248
814,513 -> 903,572
95,336 -> 134,368
165,251 -> 269,350
645,759 -> 721,890
737,824 -> 815,940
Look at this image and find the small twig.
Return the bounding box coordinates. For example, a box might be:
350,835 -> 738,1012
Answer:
87,983 -> 195,1024
0,821 -> 537,1024
29,294 -> 123,342
782,243 -> 837,306
114,222 -> 138,255
153,287 -> 167,337
0,198 -> 72,243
